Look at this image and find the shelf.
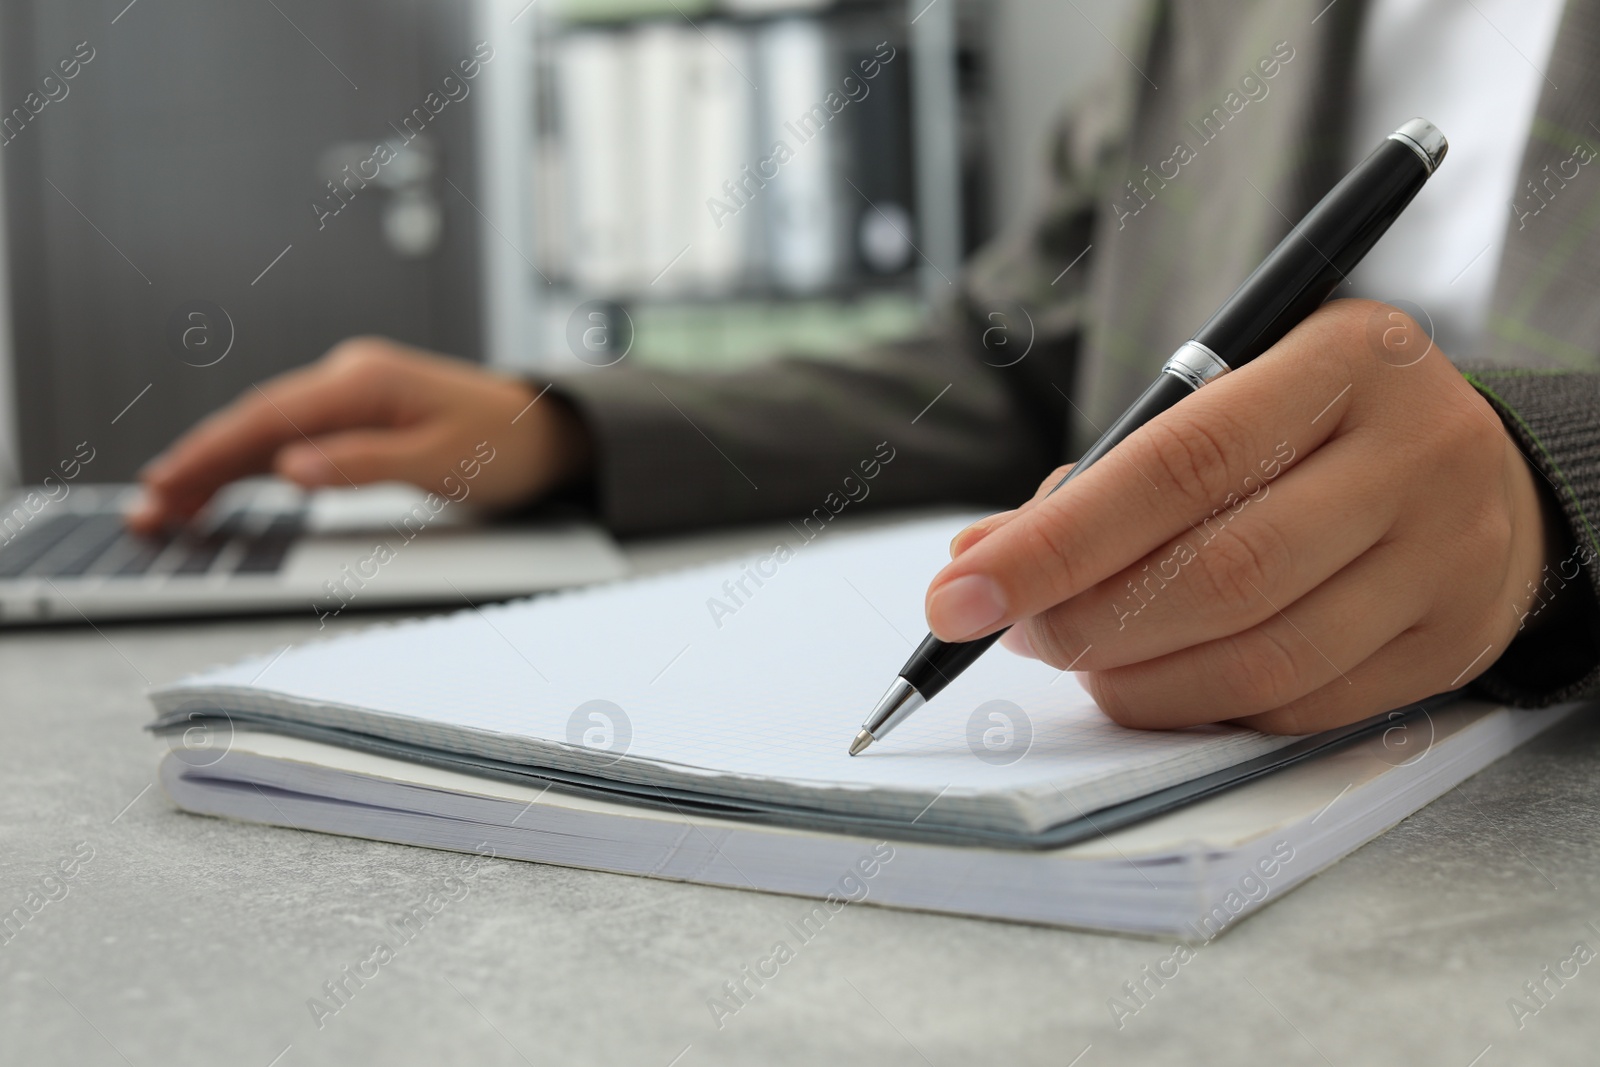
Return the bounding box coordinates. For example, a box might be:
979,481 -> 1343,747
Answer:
474,0 -> 962,371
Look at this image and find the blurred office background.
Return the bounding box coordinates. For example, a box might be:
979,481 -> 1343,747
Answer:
0,0 -> 1125,486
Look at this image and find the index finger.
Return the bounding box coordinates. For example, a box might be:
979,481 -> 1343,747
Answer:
923,303 -> 1380,642
136,354 -> 400,523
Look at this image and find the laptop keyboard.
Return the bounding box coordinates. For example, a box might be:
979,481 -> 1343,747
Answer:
0,500 -> 304,581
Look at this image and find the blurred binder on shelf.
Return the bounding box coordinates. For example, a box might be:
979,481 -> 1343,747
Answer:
688,25 -> 755,291
843,38 -> 916,277
558,30 -> 636,294
556,0 -> 715,20
758,18 -> 839,293
634,23 -> 697,293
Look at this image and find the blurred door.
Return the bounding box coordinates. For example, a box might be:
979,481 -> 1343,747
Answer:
1,0 -> 482,482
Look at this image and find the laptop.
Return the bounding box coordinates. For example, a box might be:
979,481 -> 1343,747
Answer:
0,479 -> 629,626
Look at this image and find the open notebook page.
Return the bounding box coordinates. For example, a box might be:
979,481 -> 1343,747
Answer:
152,516 -> 1301,834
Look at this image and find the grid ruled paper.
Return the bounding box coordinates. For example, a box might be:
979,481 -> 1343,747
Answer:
153,516 -> 1299,833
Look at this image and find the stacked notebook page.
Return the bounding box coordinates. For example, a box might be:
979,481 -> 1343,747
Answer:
148,516 -> 1576,934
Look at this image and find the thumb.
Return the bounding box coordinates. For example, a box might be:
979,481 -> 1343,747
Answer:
275,428 -> 441,489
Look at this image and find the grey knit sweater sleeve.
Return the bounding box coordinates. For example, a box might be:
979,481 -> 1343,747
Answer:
1464,367 -> 1600,706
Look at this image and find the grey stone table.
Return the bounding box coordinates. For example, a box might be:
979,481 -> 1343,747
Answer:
2,516 -> 1598,1067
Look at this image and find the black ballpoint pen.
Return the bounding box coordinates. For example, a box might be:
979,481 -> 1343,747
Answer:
848,117 -> 1449,756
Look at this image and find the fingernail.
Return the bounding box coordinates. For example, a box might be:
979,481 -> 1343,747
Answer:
927,574 -> 1007,641
948,510 -> 1013,559
124,490 -> 158,525
949,522 -> 986,559
139,454 -> 170,482
1000,625 -> 1038,660
281,449 -> 332,484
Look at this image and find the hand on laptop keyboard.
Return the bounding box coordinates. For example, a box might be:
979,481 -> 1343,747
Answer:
127,337 -> 593,534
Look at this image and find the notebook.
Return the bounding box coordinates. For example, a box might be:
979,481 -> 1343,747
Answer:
147,516 -> 1575,933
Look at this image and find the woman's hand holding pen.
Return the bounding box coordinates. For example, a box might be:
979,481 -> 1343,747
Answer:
923,299 -> 1558,734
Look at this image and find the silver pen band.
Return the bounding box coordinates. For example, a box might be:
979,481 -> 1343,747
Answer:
1387,118 -> 1448,175
1159,340 -> 1231,391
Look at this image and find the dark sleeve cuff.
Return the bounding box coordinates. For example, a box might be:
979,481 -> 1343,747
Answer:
1461,366 -> 1600,706
524,324 -> 1062,538
539,366 -> 767,537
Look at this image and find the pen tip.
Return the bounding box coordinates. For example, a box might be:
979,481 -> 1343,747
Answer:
849,730 -> 874,757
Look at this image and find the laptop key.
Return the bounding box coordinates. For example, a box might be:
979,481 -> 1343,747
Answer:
168,508 -> 249,575
33,514 -> 128,577
232,514 -> 303,575
0,512 -> 85,577
171,540 -> 224,575
114,532 -> 172,576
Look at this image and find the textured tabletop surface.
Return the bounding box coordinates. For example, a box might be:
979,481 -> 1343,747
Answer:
2,517 -> 1597,1067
